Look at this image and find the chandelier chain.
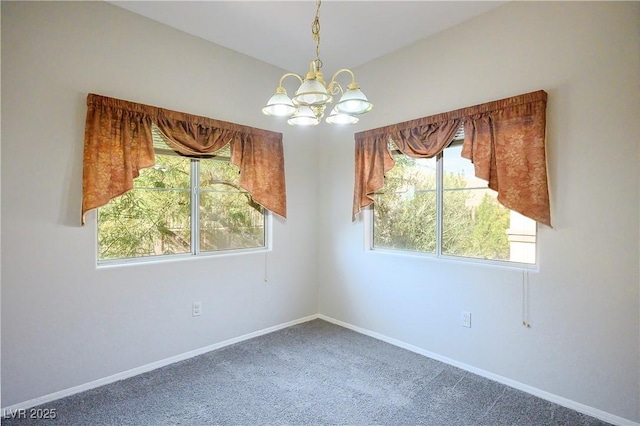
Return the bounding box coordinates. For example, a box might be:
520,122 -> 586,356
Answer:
311,0 -> 323,70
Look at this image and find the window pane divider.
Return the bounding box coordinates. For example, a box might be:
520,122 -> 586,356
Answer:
370,143 -> 537,266
98,153 -> 267,263
435,152 -> 443,257
191,160 -> 200,256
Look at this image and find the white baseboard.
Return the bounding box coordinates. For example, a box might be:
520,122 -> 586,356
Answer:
4,313 -> 637,426
318,314 -> 639,426
2,314 -> 320,416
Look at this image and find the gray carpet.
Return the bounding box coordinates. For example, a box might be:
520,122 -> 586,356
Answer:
2,319 -> 611,425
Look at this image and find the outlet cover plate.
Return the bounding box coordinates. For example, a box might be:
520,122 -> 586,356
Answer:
192,302 -> 202,317
461,311 -> 471,328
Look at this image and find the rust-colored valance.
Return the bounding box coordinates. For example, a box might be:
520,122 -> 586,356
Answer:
82,94 -> 286,224
353,90 -> 550,226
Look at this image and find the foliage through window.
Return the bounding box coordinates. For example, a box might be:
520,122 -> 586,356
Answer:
373,137 -> 536,265
98,128 -> 266,262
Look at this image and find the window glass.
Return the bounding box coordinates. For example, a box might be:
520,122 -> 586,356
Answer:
373,151 -> 437,253
98,154 -> 191,260
98,149 -> 266,263
442,142 -> 535,263
372,139 -> 537,265
199,159 -> 265,252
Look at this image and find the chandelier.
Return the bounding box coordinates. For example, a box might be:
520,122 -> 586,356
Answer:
262,0 -> 373,126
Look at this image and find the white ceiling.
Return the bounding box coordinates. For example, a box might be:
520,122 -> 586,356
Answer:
109,1 -> 505,73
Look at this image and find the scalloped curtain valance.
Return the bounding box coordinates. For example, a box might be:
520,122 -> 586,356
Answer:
352,90 -> 550,226
81,94 -> 286,224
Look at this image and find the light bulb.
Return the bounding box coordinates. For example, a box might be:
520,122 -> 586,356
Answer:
287,106 -> 320,126
293,79 -> 331,106
335,87 -> 373,115
262,91 -> 296,117
326,107 -> 359,125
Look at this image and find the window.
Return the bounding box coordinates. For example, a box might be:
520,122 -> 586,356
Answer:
372,136 -> 536,265
97,129 -> 266,262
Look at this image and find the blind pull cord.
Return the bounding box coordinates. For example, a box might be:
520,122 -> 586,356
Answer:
522,269 -> 531,328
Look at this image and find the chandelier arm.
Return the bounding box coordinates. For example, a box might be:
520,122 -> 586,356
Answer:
278,72 -> 304,88
327,81 -> 344,97
327,68 -> 358,96
329,68 -> 357,86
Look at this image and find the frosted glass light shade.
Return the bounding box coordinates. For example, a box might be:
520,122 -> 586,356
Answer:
292,78 -> 331,106
287,106 -> 320,126
262,92 -> 296,117
335,88 -> 373,115
325,107 -> 359,125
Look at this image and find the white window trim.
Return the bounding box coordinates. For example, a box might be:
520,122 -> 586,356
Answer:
96,155 -> 271,267
364,206 -> 538,270
364,136 -> 540,271
96,211 -> 272,268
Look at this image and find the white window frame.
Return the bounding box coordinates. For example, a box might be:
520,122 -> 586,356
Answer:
97,155 -> 271,267
365,141 -> 539,270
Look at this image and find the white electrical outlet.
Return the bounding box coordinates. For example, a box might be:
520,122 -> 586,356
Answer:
461,311 -> 471,328
192,302 -> 202,317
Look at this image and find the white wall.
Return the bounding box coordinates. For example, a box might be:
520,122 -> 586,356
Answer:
2,1 -> 640,424
317,1 -> 640,423
1,1 -> 317,406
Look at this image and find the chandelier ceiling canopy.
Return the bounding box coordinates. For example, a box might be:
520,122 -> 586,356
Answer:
262,0 -> 373,126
